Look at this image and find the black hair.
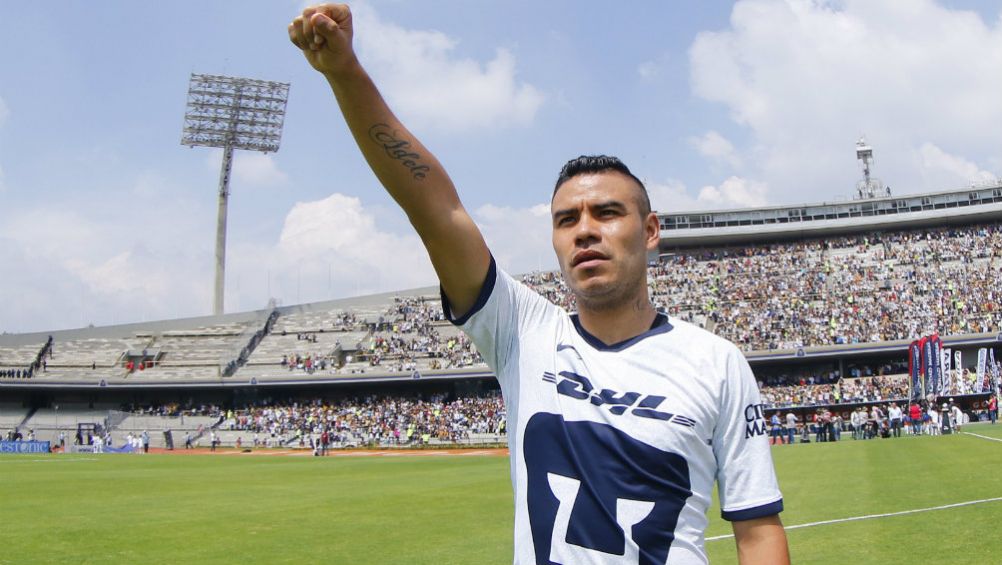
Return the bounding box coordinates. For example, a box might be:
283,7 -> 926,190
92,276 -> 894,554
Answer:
552,155 -> 651,216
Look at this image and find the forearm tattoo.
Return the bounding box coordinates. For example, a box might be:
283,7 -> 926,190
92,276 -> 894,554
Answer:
368,123 -> 431,180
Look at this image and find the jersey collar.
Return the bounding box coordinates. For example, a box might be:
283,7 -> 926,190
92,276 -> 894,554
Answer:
570,311 -> 674,352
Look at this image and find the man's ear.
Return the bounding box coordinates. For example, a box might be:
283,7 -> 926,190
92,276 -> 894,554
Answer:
644,212 -> 660,251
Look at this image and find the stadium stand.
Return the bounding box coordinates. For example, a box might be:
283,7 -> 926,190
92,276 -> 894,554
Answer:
2,188 -> 1000,448
0,335 -> 50,379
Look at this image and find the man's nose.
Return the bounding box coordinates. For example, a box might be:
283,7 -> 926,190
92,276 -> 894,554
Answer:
574,212 -> 600,244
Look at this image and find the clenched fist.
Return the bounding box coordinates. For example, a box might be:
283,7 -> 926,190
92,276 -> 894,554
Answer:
288,4 -> 358,76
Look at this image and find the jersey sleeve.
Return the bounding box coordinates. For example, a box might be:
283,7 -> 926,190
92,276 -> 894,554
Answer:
440,255 -> 557,386
712,344 -> 784,521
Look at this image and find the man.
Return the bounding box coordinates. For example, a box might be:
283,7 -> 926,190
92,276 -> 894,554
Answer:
887,403 -> 902,438
849,407 -> 862,439
927,403 -> 940,435
951,402 -> 964,434
868,405 -> 881,439
908,401 -> 922,435
289,5 -> 789,564
785,411 -> 798,445
769,412 -> 785,445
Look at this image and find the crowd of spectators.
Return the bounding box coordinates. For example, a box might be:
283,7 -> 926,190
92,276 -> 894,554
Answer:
226,392 -> 505,447
496,223 -> 1002,353
644,223 -> 1002,351
122,402 -> 224,419
276,296 -> 484,375
85,223 -> 1002,447
238,223 -> 1002,381
759,375 -> 912,409
465,224 -> 1000,354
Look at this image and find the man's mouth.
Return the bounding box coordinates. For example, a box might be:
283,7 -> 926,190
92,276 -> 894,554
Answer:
571,250 -> 608,268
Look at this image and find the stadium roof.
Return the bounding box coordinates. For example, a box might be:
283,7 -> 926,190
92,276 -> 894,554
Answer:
658,182 -> 1002,249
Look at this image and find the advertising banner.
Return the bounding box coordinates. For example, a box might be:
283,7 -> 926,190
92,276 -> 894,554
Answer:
0,441 -> 51,453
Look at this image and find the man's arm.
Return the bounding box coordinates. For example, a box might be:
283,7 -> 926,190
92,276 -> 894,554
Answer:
288,4 -> 490,317
732,514 -> 790,565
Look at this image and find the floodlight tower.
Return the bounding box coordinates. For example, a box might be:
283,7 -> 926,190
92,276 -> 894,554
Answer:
854,138 -> 890,200
181,74 -> 290,315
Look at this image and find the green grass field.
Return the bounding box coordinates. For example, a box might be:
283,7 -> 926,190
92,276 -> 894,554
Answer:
3,424 -> 1002,564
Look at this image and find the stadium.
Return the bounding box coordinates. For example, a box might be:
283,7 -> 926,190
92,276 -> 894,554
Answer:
4,2 -> 1002,564
3,164 -> 1001,446
3,161 -> 1002,563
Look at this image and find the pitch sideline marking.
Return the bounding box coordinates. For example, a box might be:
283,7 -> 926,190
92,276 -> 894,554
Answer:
0,457 -> 98,463
705,496 -> 1002,542
962,431 -> 1002,443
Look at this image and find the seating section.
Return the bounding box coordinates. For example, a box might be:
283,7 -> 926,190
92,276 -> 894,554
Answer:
39,338 -> 139,381
222,392 -> 506,448
0,339 -> 48,379
242,297 -> 482,381
1,222 -> 1000,386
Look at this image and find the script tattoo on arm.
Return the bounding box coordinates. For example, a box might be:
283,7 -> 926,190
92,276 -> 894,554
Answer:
368,123 -> 432,180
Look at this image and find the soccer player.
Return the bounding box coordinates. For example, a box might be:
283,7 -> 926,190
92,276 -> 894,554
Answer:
289,5 -> 789,563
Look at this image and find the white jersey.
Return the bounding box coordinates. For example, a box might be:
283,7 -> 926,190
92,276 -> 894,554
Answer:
446,261 -> 782,565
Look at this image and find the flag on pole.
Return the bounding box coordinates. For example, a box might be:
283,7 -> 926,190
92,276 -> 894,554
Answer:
976,348 -> 988,393
941,347 -> 952,396
954,350 -> 963,396
928,334 -> 942,397
909,340 -> 922,401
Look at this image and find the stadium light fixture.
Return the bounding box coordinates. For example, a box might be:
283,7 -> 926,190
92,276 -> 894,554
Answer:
181,74 -> 290,316
854,138 -> 890,200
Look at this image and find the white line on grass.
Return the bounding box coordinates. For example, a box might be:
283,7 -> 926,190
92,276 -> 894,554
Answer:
706,497 -> 1002,542
0,457 -> 98,463
962,431 -> 1002,443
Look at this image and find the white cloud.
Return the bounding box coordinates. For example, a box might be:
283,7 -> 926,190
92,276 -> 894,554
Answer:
0,205 -> 211,332
689,130 -> 741,168
230,192 -> 437,306
689,0 -> 1002,202
637,61 -> 660,81
697,176 -> 769,208
351,3 -> 544,133
205,150 -> 288,188
637,53 -> 670,82
649,177 -> 769,213
474,202 -> 556,274
65,252 -> 172,297
917,142 -> 997,188
648,179 -> 702,213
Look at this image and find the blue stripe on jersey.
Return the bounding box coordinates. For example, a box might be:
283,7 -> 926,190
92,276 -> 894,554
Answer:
441,255 -> 497,326
720,498 -> 784,522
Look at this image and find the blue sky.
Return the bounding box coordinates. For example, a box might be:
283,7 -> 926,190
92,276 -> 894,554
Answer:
1,0 -> 1000,333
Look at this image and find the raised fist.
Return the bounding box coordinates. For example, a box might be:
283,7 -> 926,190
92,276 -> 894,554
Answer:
288,4 -> 357,76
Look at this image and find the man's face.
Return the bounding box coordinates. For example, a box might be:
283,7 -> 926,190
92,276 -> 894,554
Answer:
551,171 -> 659,310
